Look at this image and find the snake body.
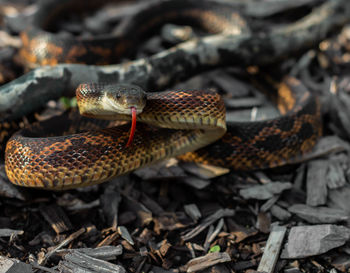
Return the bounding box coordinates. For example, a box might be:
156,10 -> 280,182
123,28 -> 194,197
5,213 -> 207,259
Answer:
5,0 -> 322,190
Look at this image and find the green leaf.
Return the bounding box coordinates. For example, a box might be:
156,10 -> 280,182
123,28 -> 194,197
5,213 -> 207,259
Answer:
60,97 -> 77,108
208,245 -> 220,253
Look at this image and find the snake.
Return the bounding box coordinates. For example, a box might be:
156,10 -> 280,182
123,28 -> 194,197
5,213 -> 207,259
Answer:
4,0 -> 322,190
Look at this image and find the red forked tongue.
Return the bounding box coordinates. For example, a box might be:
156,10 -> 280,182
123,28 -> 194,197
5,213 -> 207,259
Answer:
126,107 -> 137,147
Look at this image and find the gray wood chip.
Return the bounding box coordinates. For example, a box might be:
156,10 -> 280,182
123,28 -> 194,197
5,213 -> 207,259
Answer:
0,228 -> 23,237
180,162 -> 229,179
185,252 -> 231,273
181,209 -> 234,241
281,225 -> 350,259
288,204 -> 349,223
73,245 -> 123,261
270,205 -> 292,221
59,251 -> 126,273
328,185 -> 350,213
257,225 -> 287,273
134,159 -> 185,180
239,182 -> 292,200
306,159 -> 328,206
101,190 -> 122,229
0,164 -> 26,200
0,256 -> 34,273
118,226 -> 134,245
184,204 -> 202,222
326,154 -> 348,189
182,176 -> 211,189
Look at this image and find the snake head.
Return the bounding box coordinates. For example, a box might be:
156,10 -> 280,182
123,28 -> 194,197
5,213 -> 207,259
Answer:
106,84 -> 147,115
77,83 -> 147,118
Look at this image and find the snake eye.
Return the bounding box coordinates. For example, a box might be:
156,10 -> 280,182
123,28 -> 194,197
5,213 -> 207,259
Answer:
115,94 -> 121,99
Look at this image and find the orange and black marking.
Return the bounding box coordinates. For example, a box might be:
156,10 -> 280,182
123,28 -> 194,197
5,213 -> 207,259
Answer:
5,79 -> 321,190
19,0 -> 249,68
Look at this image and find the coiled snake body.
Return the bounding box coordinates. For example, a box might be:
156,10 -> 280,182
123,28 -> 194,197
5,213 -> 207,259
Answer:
5,0 -> 322,190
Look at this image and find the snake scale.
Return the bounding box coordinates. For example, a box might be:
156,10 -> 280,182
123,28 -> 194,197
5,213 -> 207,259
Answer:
5,0 -> 322,190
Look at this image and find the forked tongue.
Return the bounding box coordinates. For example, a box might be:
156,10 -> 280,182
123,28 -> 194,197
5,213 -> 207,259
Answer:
126,106 -> 137,147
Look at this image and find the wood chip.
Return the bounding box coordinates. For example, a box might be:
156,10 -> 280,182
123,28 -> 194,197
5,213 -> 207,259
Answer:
270,205 -> 292,221
182,209 -> 234,241
184,204 -> 202,222
140,192 -> 164,215
180,162 -> 229,179
118,226 -> 134,245
257,225 -> 287,273
281,225 -> 350,259
182,176 -> 211,189
0,164 -> 26,200
239,182 -> 292,200
326,154 -> 348,189
288,204 -> 349,223
203,218 -> 224,251
328,185 -> 350,213
306,159 -> 328,206
0,256 -> 33,273
134,159 -> 185,180
64,245 -> 123,261
40,204 -> 73,234
59,251 -> 126,273
256,212 -> 271,233
0,228 -> 23,237
100,190 -> 122,229
184,252 -> 231,273
41,227 -> 86,265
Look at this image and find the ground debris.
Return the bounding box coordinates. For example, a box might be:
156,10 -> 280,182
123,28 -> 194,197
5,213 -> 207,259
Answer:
0,228 -> 23,237
181,208 -> 234,241
257,225 -> 287,273
0,256 -> 34,273
239,182 -> 292,200
306,159 -> 328,206
288,204 -> 349,223
58,250 -> 126,273
40,204 -> 73,234
60,245 -> 123,261
182,252 -> 231,273
281,225 -> 350,259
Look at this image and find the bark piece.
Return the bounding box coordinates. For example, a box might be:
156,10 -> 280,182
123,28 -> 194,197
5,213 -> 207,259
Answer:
326,154 -> 348,189
0,164 -> 26,200
0,228 -> 23,237
182,209 -> 234,241
239,182 -> 292,200
182,176 -> 211,189
270,205 -> 291,221
59,251 -> 126,273
40,204 -> 72,234
184,204 -> 202,222
281,225 -> 350,258
0,256 -> 33,273
306,159 -> 328,206
288,204 -> 349,223
184,252 -> 231,273
118,226 -> 134,245
257,226 -> 287,273
180,162 -> 229,179
328,186 -> 350,213
69,245 -> 123,261
100,190 -> 122,229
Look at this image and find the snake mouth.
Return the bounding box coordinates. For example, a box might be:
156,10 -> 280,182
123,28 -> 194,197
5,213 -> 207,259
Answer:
100,94 -> 144,115
126,106 -> 137,147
